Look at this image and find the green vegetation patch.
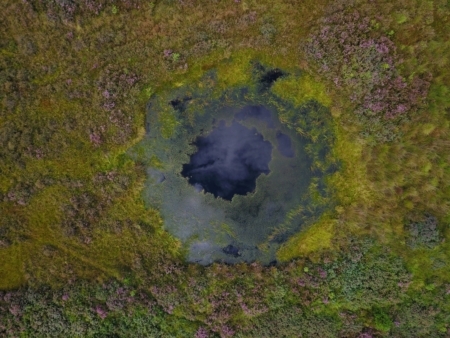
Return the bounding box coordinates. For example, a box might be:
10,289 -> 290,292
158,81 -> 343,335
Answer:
130,64 -> 337,265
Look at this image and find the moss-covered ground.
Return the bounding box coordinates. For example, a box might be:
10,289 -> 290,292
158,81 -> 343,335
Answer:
1,0 -> 449,336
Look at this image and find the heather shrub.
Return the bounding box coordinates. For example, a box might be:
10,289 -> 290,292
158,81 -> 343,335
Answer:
304,4 -> 431,142
244,307 -> 341,338
24,0 -> 143,21
406,215 -> 441,249
0,215 -> 26,248
0,281 -> 182,337
390,294 -> 449,338
328,245 -> 411,310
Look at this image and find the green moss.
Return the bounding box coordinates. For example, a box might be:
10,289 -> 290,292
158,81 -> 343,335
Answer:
271,73 -> 332,108
373,307 -> 393,332
158,108 -> 180,139
215,50 -> 254,89
277,214 -> 335,262
149,155 -> 164,169
0,244 -> 26,289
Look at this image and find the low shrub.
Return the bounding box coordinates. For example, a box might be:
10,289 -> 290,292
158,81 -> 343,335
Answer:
406,214 -> 441,249
303,3 -> 431,142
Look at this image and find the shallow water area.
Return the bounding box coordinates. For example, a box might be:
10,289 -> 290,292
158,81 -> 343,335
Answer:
135,79 -> 333,265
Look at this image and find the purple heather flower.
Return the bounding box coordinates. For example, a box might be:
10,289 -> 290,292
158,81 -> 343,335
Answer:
221,325 -> 235,337
9,305 -> 21,316
89,132 -> 101,146
103,101 -> 115,110
376,43 -> 389,54
195,327 -> 209,338
318,268 -> 327,279
395,104 -> 407,114
358,334 -> 373,338
95,306 -> 108,319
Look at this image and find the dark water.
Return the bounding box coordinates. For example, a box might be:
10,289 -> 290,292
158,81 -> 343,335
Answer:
181,120 -> 273,201
259,68 -> 285,88
253,62 -> 287,91
170,96 -> 192,112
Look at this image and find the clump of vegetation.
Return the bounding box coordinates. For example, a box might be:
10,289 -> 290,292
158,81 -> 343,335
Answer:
304,1 -> 431,143
1,240 -> 448,337
406,215 -> 441,249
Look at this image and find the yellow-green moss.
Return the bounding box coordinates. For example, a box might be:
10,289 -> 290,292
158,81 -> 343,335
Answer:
277,215 -> 335,262
327,122 -> 374,208
149,155 -> 164,169
0,244 -> 26,289
159,108 -> 180,139
25,185 -> 67,236
271,73 -> 332,108
216,50 -> 254,89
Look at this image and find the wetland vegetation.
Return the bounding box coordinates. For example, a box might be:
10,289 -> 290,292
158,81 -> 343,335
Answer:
1,0 -> 449,336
